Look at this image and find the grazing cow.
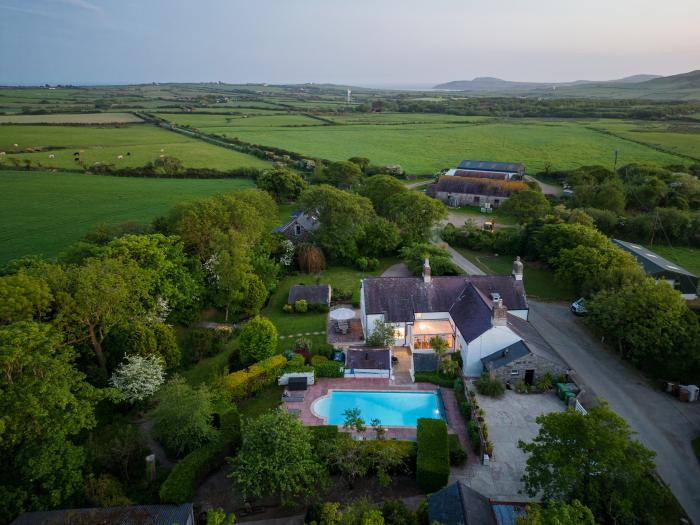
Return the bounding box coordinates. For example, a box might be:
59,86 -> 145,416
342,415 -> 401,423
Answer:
74,158 -> 80,162
126,152 -> 131,156
117,155 -> 123,160
73,151 -> 80,156
48,154 -> 55,159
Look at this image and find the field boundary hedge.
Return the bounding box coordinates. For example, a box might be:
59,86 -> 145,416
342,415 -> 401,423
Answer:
223,354 -> 287,400
416,418 -> 449,492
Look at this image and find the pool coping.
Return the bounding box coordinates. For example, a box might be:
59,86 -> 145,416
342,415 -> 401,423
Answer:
310,388 -> 443,428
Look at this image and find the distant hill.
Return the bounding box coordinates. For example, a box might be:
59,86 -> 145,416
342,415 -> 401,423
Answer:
432,71 -> 700,100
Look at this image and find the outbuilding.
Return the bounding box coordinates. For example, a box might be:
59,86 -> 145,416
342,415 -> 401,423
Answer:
288,284 -> 332,307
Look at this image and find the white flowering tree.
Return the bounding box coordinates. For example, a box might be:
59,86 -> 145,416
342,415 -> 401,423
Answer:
110,354 -> 165,403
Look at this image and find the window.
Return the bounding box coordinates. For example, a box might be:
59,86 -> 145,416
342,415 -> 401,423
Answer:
510,369 -> 520,376
473,195 -> 481,204
294,224 -> 302,236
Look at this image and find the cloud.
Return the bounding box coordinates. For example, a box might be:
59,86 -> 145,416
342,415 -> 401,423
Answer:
52,0 -> 103,14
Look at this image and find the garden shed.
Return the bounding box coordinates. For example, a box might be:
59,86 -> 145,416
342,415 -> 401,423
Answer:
287,284 -> 331,307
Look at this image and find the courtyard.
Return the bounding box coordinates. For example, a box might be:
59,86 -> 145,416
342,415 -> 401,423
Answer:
451,389 -> 565,501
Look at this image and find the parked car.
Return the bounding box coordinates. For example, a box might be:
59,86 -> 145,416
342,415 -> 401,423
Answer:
570,298 -> 588,316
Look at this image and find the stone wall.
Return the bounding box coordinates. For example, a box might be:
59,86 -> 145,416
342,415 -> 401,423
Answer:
435,191 -> 510,208
413,353 -> 438,372
487,352 -> 567,386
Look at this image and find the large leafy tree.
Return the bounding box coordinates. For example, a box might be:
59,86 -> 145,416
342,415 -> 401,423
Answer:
300,185 -> 374,261
399,243 -> 458,276
501,189 -> 551,223
359,217 -> 400,257
256,168 -> 308,202
109,354 -> 165,404
0,322 -> 99,523
228,410 -> 325,504
322,160 -> 363,189
152,377 -> 217,457
554,244 -> 640,295
518,405 -> 669,524
516,500 -> 596,525
384,191 -> 447,244
359,175 -> 406,215
0,270 -> 52,325
238,316 -> 278,365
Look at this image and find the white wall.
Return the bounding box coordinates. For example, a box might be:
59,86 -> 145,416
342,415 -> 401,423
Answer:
365,314 -> 385,339
344,369 -> 391,379
509,309 -> 529,321
278,371 -> 315,386
463,326 -> 522,377
414,311 -> 452,321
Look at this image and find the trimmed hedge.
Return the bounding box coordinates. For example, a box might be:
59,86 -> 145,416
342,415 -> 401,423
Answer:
314,361 -> 344,378
467,421 -> 481,454
414,372 -> 455,388
159,438 -> 225,504
223,354 -> 287,400
416,418 -> 449,492
448,434 -> 467,466
220,406 -> 242,450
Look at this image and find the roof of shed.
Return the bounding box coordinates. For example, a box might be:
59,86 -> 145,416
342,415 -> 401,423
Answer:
481,340 -> 530,369
288,284 -> 331,304
457,160 -> 524,173
346,347 -> 391,370
10,504 -> 193,525
428,482 -> 496,525
612,239 -> 696,278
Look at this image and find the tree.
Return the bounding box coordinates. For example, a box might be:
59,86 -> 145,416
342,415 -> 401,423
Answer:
359,217 -> 400,257
366,320 -> 395,348
109,354 -> 165,403
501,190 -> 550,223
227,409 -> 324,504
359,175 -> 407,214
518,404 -> 669,524
103,321 -> 180,369
0,271 -> 52,325
348,156 -> 371,173
0,322 -> 99,523
153,155 -> 184,176
57,258 -> 149,369
384,192 -> 447,244
256,168 -> 308,202
300,185 -> 374,261
239,316 -> 278,365
323,161 -> 363,188
297,243 -> 326,273
153,377 -> 217,457
516,500 -> 596,525
243,273 -> 268,315
554,244 -> 640,295
400,243 -> 458,276
343,408 -> 366,434
206,508 -> 236,525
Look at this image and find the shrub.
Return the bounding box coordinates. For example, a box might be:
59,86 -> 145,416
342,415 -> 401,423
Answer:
314,360 -> 344,378
474,371 -> 505,397
294,336 -> 312,354
536,372 -> 554,391
219,406 -> 242,450
307,302 -> 330,313
467,421 -> 481,453
516,382 -> 529,394
332,287 -> 352,302
222,354 -> 287,400
283,353 -> 307,372
311,355 -> 328,365
448,434 -> 467,466
414,371 -> 455,388
159,439 -> 225,504
416,418 -> 449,492
282,303 -> 293,313
239,316 -> 278,365
382,499 -> 418,525
294,299 -> 308,313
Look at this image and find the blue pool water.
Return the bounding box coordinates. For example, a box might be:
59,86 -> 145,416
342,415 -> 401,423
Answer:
313,390 -> 444,427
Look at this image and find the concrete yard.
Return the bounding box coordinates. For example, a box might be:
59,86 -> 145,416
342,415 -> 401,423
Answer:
451,389 -> 565,501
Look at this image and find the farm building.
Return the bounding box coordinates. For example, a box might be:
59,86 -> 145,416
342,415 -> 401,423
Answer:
272,211 -> 319,244
10,504 -> 194,525
444,160 -> 525,181
612,239 -> 698,300
426,176 -> 527,208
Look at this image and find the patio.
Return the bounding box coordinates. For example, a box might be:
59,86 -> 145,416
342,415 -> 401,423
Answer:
283,377 -> 465,441
326,306 -> 364,346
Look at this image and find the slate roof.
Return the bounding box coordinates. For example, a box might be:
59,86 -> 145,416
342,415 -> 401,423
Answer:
428,176 -> 522,197
428,482 -> 497,525
10,504 -> 194,525
272,211 -> 320,234
288,284 -> 331,305
346,347 -> 391,370
612,239 -> 696,277
457,160 -> 525,174
481,340 -> 530,369
453,169 -> 509,180
362,275 -> 527,342
507,313 -> 568,368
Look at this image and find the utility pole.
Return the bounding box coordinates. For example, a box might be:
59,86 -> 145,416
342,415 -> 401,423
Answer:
613,149 -> 619,172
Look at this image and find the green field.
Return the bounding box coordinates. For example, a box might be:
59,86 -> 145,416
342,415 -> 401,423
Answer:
0,112 -> 144,124
0,170 -> 255,264
154,113 -> 687,174
646,245 -> 700,276
0,124 -> 270,171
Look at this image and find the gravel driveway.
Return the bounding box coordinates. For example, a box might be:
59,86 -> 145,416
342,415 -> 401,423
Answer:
529,301 -> 700,523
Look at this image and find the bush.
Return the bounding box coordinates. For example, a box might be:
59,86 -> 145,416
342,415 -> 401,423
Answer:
282,303 -> 293,313
536,372 -> 554,391
414,371 -> 455,388
283,353 -> 307,372
474,371 -> 505,397
314,360 -> 344,378
311,355 -> 328,365
219,406 -> 242,450
294,299 -> 308,313
382,499 -> 418,525
158,439 -> 225,504
332,287 -> 352,302
516,382 -> 529,394
416,418 -> 449,492
223,354 -> 287,400
448,434 -> 467,466
294,336 -> 312,354
239,316 -> 278,365
467,421 -> 481,453
307,302 -> 330,313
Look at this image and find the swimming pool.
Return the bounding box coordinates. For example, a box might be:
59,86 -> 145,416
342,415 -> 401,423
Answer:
312,390 -> 444,427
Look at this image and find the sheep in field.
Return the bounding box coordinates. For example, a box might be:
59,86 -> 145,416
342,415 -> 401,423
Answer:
48,154 -> 55,159
117,155 -> 123,160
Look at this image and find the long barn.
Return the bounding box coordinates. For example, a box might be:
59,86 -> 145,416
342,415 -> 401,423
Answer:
445,160 -> 525,180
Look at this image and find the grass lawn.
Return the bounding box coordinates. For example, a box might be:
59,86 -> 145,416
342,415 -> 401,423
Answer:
262,259 -> 399,337
237,384 -> 284,419
456,248 -> 576,302
0,170 -> 255,264
0,112 -> 144,124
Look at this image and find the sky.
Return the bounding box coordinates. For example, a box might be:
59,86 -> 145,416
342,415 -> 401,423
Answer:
1,0 -> 699,86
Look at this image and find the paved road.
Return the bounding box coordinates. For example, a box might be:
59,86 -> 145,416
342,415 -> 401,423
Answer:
443,244 -> 486,276
525,175 -> 562,196
529,301 -> 700,523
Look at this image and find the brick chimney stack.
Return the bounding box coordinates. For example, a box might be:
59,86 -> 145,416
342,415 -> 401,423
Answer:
512,256 -> 524,281
492,298 -> 508,327
422,258 -> 431,284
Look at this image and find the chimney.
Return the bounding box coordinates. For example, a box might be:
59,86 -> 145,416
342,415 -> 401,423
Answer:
492,298 -> 507,327
422,258 -> 431,283
512,256 -> 524,281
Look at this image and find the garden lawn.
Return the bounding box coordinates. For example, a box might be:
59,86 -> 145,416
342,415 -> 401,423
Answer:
0,170 -> 255,264
262,259 -> 399,337
237,384 -> 284,419
456,248 -> 576,302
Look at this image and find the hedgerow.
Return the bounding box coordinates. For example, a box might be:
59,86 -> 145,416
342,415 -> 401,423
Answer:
222,354 -> 287,400
416,418 -> 449,492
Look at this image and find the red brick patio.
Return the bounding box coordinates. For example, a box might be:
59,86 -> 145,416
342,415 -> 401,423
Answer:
283,378 -> 467,441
